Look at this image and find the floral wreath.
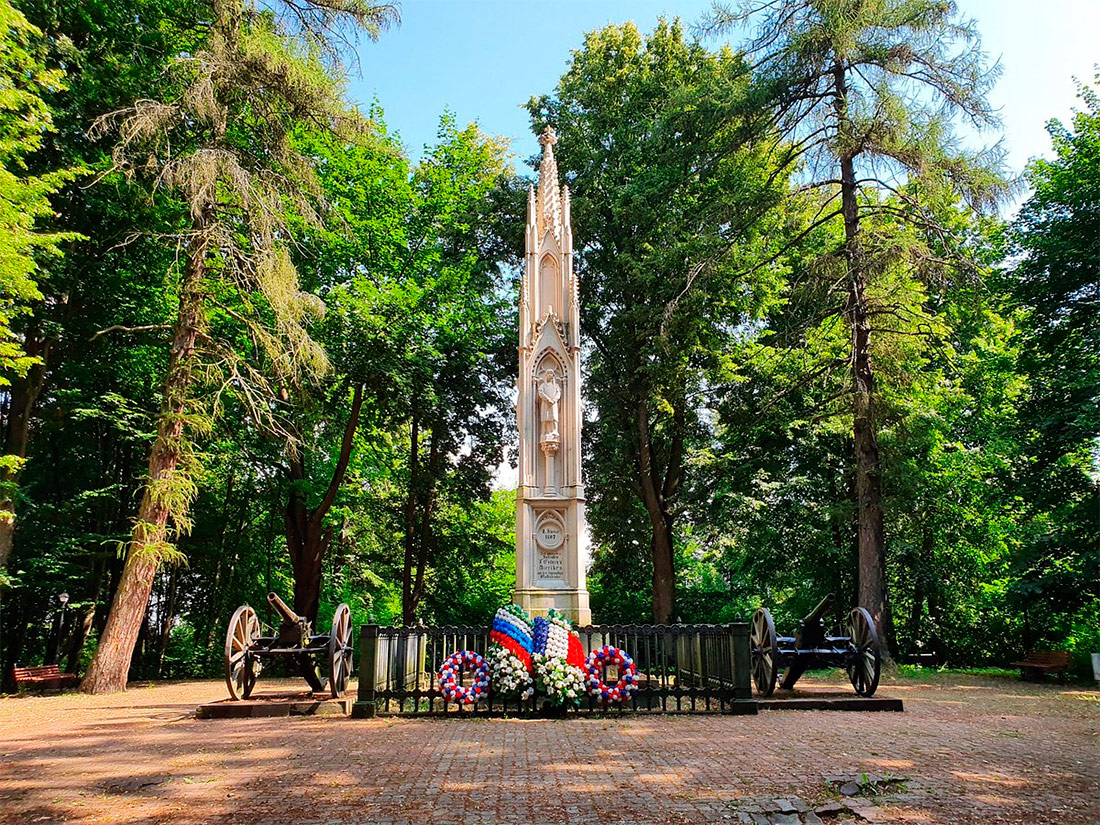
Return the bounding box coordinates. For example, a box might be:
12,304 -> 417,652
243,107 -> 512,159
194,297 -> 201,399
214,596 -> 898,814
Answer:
438,650 -> 491,705
585,645 -> 638,705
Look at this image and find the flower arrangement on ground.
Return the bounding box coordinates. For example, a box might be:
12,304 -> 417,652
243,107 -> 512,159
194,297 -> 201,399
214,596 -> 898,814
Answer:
488,604 -> 535,698
531,610 -> 586,706
585,645 -> 638,705
438,650 -> 490,705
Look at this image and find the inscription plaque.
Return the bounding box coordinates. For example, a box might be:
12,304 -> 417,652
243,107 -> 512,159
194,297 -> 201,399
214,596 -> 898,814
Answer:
536,550 -> 565,581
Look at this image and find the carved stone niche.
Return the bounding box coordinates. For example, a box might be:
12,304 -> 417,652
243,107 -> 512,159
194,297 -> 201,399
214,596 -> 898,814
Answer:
539,252 -> 562,317
533,352 -> 565,493
533,509 -> 567,583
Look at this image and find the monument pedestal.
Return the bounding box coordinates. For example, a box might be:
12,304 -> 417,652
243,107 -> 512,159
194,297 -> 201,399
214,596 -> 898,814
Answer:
513,485 -> 591,625
513,588 -> 591,625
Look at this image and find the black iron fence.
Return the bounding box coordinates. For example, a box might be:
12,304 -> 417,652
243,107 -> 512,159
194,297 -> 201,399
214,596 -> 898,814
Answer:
352,622 -> 756,717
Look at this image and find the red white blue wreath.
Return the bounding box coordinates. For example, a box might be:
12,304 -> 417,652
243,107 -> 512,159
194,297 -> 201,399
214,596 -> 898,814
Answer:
438,650 -> 491,705
585,645 -> 638,705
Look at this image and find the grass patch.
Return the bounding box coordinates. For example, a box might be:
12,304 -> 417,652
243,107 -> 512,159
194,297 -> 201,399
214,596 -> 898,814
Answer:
896,665 -> 1017,680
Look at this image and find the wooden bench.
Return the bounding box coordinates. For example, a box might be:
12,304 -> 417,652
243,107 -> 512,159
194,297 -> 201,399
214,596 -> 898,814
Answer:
1010,650 -> 1072,682
12,664 -> 79,691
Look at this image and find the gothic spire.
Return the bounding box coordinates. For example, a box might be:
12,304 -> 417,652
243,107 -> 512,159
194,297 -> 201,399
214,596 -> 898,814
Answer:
536,125 -> 562,243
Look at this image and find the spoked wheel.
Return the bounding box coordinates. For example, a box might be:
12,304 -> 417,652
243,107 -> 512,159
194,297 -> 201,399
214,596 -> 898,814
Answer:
328,603 -> 354,699
225,605 -> 261,700
750,607 -> 779,697
846,607 -> 881,697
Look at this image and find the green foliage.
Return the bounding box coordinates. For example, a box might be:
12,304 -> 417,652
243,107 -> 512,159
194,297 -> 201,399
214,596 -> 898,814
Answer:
293,114 -> 518,624
1007,73 -> 1100,661
527,19 -> 789,621
1,8 -> 1098,692
0,0 -> 78,379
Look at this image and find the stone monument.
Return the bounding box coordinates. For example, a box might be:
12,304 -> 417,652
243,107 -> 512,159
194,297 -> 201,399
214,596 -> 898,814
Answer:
513,126 -> 592,624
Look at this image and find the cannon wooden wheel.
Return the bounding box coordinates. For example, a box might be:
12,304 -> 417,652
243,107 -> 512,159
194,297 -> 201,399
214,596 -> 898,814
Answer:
327,603 -> 353,698
846,607 -> 881,697
750,606 -> 779,697
224,604 -> 261,700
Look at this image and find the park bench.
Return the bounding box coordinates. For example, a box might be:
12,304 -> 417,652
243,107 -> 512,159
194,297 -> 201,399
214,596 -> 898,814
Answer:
1009,650 -> 1072,682
12,664 -> 79,692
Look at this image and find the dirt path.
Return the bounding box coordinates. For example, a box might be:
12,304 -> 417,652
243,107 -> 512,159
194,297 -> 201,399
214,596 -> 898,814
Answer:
0,674 -> 1096,824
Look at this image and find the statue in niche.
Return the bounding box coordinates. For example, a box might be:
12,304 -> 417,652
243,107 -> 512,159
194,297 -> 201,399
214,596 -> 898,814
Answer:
537,368 -> 561,444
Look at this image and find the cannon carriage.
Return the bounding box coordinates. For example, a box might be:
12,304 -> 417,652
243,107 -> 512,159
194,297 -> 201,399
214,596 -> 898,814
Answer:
224,593 -> 354,700
749,594 -> 881,697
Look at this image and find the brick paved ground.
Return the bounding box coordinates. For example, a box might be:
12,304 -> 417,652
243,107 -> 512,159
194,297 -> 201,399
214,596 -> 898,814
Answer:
0,673 -> 1096,824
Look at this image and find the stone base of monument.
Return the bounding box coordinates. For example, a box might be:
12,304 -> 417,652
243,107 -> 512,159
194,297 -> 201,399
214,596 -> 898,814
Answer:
756,688 -> 903,712
513,587 -> 592,625
196,691 -> 352,719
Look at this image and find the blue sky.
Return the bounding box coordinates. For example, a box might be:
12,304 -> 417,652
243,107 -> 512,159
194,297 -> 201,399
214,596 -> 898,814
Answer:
350,0 -> 1099,183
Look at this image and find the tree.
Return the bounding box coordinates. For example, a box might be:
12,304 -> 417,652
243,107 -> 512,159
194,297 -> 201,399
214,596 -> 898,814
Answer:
707,0 -> 1010,643
1009,73 -> 1100,658
0,0 -> 78,573
283,118 -> 515,626
528,20 -> 788,622
390,121 -> 514,625
0,0 -> 204,689
79,0 -> 397,693
279,123 -> 409,622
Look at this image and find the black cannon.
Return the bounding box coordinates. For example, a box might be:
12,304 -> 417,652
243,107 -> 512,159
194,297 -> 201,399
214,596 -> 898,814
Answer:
223,593 -> 353,700
749,594 -> 881,697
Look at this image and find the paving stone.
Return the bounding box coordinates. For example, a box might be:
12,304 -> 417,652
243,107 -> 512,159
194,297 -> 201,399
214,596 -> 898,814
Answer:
0,676 -> 1096,825
852,807 -> 890,823
814,801 -> 846,816
839,781 -> 862,796
774,799 -> 797,813
771,814 -> 800,825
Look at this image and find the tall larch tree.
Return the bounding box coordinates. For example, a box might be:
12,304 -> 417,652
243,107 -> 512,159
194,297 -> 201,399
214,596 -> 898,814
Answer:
79,0 -> 397,694
707,0 -> 1010,644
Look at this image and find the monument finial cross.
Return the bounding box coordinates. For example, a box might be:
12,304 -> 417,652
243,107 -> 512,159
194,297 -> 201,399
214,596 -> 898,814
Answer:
539,125 -> 558,147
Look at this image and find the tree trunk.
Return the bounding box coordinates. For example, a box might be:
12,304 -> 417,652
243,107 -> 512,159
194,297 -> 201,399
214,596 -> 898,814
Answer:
0,613 -> 30,693
284,384 -> 363,622
66,560 -> 104,675
285,482 -> 329,622
834,59 -> 889,650
0,326 -> 51,571
201,472 -> 234,650
634,396 -> 681,624
401,411 -> 420,625
409,428 -> 441,619
80,217 -> 208,694
66,604 -> 96,676
650,527 -> 676,624
400,409 -> 445,625
156,566 -> 179,677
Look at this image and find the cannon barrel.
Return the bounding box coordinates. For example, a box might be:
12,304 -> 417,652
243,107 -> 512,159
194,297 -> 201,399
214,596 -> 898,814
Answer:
267,592 -> 300,625
800,593 -> 835,625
